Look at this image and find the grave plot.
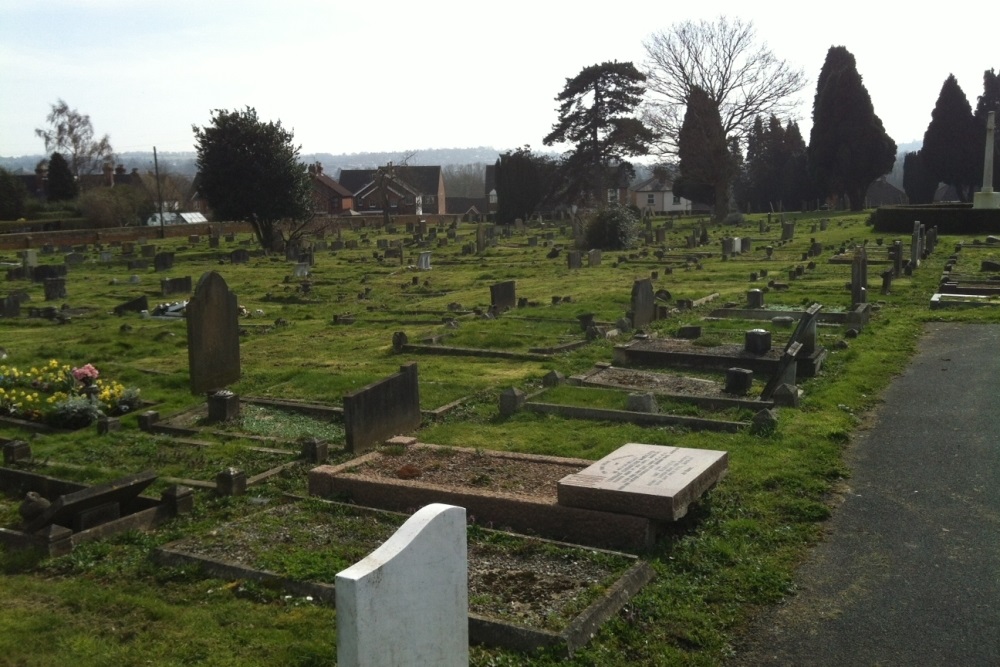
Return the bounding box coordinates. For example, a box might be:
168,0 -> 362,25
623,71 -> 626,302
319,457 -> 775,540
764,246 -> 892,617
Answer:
614,304 -> 828,379
508,384 -> 752,433
155,497 -> 653,656
309,439 -> 727,552
571,363 -> 774,411
392,315 -> 590,361
0,466 -> 191,556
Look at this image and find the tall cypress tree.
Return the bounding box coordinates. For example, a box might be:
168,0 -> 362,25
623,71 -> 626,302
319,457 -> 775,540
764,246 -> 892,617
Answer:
675,85 -> 733,220
921,74 -> 978,201
808,46 -> 896,211
903,150 -> 939,204
47,152 -> 78,201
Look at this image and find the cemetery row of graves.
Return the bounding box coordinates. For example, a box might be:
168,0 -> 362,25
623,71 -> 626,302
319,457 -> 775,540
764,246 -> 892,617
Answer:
0,210 -> 997,665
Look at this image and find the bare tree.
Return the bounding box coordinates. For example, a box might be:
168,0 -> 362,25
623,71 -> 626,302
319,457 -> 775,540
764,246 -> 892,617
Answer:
35,99 -> 114,178
642,17 -> 806,156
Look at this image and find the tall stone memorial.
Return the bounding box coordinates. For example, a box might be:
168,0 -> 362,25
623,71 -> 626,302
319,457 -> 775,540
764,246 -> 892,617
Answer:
186,272 -> 241,397
974,111 -> 1000,209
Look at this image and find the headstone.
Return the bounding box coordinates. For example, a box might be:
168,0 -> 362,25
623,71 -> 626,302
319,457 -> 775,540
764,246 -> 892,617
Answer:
476,225 -> 486,254
851,246 -> 868,306
230,249 -> 250,264
186,271 -> 241,394
209,236 -> 220,249
1,295 -> 21,318
489,280 -> 516,311
127,259 -> 148,271
336,503 -> 468,667
744,329 -> 772,354
781,221 -> 795,241
160,276 -> 193,297
44,277 -> 66,301
417,252 -> 432,270
747,288 -> 765,309
141,244 -> 157,258
588,249 -> 602,267
630,278 -> 655,328
911,221 -> 922,269
558,443 -> 728,521
342,363 -> 421,453
292,263 -> 310,278
154,252 -> 175,272
567,251 -> 582,269
725,368 -> 754,395
114,295 -> 148,316
64,252 -> 85,266
21,249 -> 38,269
498,387 -> 526,417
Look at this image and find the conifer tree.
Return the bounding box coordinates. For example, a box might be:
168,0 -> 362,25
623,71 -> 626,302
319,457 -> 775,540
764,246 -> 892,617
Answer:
675,85 -> 733,220
808,46 -> 896,211
921,74 -> 978,201
47,152 -> 78,201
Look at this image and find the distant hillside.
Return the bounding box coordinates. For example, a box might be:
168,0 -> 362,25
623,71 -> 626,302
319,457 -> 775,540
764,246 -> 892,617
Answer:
0,146 -> 558,179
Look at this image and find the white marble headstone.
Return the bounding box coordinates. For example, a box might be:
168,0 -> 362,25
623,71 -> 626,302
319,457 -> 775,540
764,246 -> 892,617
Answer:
336,503 -> 468,667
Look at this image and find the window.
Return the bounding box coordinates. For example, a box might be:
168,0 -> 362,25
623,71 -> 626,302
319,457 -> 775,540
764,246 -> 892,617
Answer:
607,189 -> 618,203
673,195 -> 681,205
488,189 -> 497,205
646,194 -> 655,205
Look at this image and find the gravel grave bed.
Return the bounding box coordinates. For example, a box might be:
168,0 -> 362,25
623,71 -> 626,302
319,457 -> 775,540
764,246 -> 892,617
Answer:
170,500 -> 634,630
344,446 -> 587,500
587,366 -> 730,397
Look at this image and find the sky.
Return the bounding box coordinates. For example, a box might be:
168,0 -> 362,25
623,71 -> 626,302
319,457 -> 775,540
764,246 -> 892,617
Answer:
1,0 -> 997,161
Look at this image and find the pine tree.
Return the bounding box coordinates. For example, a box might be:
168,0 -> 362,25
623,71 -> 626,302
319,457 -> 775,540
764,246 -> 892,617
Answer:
921,74 -> 978,201
494,147 -> 554,224
675,85 -> 733,220
808,46 -> 896,211
543,61 -> 655,205
47,152 -> 78,201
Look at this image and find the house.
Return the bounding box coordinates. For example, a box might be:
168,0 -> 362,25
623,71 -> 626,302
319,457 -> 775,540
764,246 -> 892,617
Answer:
630,176 -> 692,215
445,196 -> 482,222
865,178 -> 907,207
339,166 -> 447,215
308,162 -> 353,215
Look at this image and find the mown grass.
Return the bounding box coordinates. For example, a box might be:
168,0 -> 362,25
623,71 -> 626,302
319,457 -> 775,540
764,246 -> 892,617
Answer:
0,210 -> 997,665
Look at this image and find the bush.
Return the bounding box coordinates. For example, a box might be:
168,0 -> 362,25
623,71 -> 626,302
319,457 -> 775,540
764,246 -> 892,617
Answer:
78,186 -> 153,228
584,204 -> 640,250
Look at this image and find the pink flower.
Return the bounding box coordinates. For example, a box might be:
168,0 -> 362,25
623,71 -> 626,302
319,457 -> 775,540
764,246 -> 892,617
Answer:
72,364 -> 100,382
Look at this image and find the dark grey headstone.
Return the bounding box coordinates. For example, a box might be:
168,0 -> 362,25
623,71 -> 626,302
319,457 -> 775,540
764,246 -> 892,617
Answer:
186,271 -> 241,394
44,277 -> 66,301
489,280 -> 516,311
630,278 -> 655,328
154,252 -> 175,272
114,295 -> 148,316
229,249 -> 250,264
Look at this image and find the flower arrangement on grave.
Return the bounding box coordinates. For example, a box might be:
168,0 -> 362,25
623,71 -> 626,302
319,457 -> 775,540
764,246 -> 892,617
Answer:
0,360 -> 141,428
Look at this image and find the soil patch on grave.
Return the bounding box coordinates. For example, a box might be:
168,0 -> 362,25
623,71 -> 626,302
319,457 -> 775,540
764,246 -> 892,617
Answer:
343,445 -> 586,500
166,499 -> 636,632
585,366 -> 730,397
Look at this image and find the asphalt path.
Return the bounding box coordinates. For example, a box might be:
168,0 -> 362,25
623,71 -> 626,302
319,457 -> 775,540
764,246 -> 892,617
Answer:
728,322 -> 1000,667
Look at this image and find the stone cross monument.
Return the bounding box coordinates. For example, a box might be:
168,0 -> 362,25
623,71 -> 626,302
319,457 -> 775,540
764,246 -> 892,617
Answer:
974,111 -> 1000,209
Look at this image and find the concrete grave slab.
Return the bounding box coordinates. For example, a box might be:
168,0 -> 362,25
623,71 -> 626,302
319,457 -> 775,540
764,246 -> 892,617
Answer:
557,443 -> 727,521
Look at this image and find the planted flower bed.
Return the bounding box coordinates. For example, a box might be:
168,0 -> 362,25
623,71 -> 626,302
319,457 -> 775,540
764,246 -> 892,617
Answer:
0,361 -> 142,430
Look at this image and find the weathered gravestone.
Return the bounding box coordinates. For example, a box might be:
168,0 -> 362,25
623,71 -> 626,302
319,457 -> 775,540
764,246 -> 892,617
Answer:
588,249 -> 602,267
229,248 -> 250,264
417,252 -> 432,270
557,443 -> 728,521
851,246 -> 868,306
141,244 -> 157,258
160,276 -> 193,297
1,294 -> 21,318
489,280 -> 516,311
342,363 -> 420,453
336,503 -> 468,667
44,277 -> 66,301
630,278 -> 655,328
63,252 -> 85,266
567,251 -> 582,269
154,252 -> 175,272
186,272 -> 241,394
114,295 -> 148,316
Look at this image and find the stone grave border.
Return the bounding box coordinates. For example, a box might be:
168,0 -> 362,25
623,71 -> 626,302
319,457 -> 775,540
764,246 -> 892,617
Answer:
0,465 -> 191,556
154,496 -> 655,657
613,336 -> 825,378
308,441 -> 662,552
570,363 -> 775,411
512,386 -> 749,433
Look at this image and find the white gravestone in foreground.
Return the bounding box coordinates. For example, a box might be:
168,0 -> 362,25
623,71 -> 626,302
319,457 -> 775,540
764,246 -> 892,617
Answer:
336,503 -> 468,667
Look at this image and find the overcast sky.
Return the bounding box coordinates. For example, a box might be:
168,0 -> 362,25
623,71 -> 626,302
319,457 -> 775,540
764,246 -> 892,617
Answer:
1,0 -> 996,160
